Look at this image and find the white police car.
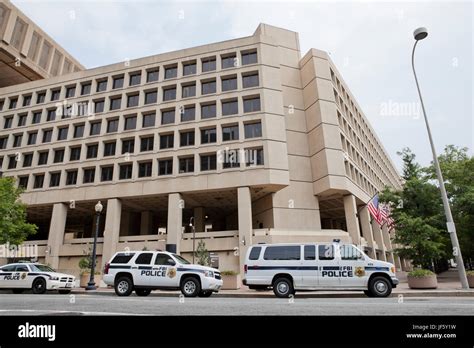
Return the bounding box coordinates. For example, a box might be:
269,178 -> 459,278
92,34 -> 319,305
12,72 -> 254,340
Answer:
103,250 -> 223,297
243,242 -> 399,298
0,262 -> 75,294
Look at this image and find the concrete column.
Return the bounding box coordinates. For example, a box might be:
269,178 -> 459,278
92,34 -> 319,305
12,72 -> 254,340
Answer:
140,211 -> 152,235
102,198 -> 121,269
194,207 -> 205,232
382,224 -> 395,264
45,203 -> 67,269
238,187 -> 253,275
359,206 -> 376,259
343,195 -> 361,245
371,220 -> 386,262
167,193 -> 183,254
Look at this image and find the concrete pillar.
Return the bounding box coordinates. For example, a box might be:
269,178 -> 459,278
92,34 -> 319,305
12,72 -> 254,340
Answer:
238,187 -> 253,275
382,224 -> 395,264
343,195 -> 361,245
140,211 -> 152,235
371,220 -> 387,262
46,203 -> 67,269
194,207 -> 205,232
359,206 -> 376,259
167,193 -> 183,254
102,198 -> 122,269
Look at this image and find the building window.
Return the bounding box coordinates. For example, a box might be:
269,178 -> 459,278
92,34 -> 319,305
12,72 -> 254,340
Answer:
179,157 -> 194,173
122,139 -> 135,154
181,105 -> 195,122
222,125 -> 239,141
38,151 -> 48,165
180,131 -> 195,147
182,83 -> 196,98
140,136 -> 154,152
164,65 -> 177,79
147,69 -> 159,83
8,156 -> 17,169
54,149 -> 64,163
90,121 -> 101,135
113,76 -> 124,89
163,86 -> 177,101
51,89 -> 61,101
18,114 -> 27,127
127,94 -> 139,107
201,79 -> 216,95
74,124 -> 85,138
129,72 -> 142,86
124,116 -> 137,130
94,99 -> 105,113
222,76 -> 237,91
18,176 -> 29,189
246,147 -> 264,166
32,111 -> 42,124
243,72 -> 259,88
70,147 -> 81,161
158,159 -> 173,176
11,18 -> 27,50
107,119 -> 119,133
119,164 -> 133,180
242,51 -> 258,65
104,141 -> 116,157
145,90 -> 158,104
160,134 -> 174,149
202,57 -> 216,72
138,161 -> 152,177
23,153 -> 33,167
9,97 -> 18,109
23,95 -> 32,107
46,109 -> 55,122
161,109 -> 175,124
13,134 -> 22,147
83,168 -> 95,184
101,166 -> 114,182
222,54 -> 237,69
86,144 -> 98,158
4,116 -> 13,129
142,113 -> 155,128
0,136 -> 7,149
33,174 -> 44,189
49,172 -> 61,187
183,61 -> 197,76
39,41 -> 52,70
0,99 -> 3,111
201,128 -> 216,144
66,170 -> 78,185
42,129 -> 52,143
243,96 -> 261,113
96,79 -> 108,92
244,122 -> 262,138
57,127 -> 68,141
110,96 -> 122,110
36,92 -> 46,104
66,86 -> 76,98
81,83 -> 91,95
201,103 -> 216,119
222,99 -> 238,116
27,132 -> 37,145
222,149 -> 240,169
200,154 -> 216,171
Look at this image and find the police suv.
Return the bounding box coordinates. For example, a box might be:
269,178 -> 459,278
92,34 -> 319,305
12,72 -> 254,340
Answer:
243,242 -> 399,298
0,262 -> 75,294
103,250 -> 223,297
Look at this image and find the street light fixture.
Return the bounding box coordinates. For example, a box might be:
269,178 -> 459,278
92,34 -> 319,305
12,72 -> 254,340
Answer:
411,27 -> 469,289
189,217 -> 195,264
86,201 -> 103,290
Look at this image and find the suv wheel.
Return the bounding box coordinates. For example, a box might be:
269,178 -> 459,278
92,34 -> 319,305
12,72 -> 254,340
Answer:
115,276 -> 133,296
181,277 -> 201,297
32,278 -> 47,294
135,289 -> 151,297
368,276 -> 392,297
272,277 -> 293,298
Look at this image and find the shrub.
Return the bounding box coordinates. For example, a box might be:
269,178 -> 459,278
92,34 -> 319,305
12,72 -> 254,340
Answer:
408,269 -> 435,278
221,270 -> 238,276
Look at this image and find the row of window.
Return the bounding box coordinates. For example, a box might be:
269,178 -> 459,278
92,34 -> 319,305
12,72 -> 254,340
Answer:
13,148 -> 264,189
248,244 -> 362,261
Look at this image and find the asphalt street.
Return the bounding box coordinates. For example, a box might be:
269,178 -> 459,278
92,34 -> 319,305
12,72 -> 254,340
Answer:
0,293 -> 473,315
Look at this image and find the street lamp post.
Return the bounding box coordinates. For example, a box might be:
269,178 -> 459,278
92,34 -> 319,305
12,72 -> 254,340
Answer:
411,27 -> 469,289
189,217 -> 195,264
86,201 -> 103,290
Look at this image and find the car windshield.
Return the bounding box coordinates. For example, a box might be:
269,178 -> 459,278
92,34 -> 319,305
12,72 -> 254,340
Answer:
173,254 -> 190,264
30,264 -> 56,272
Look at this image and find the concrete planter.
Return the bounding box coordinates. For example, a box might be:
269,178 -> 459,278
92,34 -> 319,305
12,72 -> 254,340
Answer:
221,274 -> 241,290
467,274 -> 474,288
407,274 -> 438,289
80,274 -> 102,288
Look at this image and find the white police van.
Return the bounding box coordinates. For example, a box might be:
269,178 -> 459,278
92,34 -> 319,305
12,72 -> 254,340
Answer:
103,250 -> 223,297
243,242 -> 399,298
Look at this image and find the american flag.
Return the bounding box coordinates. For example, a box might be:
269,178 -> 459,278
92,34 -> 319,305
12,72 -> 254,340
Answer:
367,194 -> 383,224
380,203 -> 395,229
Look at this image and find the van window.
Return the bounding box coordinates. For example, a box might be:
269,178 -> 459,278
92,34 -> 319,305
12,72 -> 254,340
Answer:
111,253 -> 135,264
340,245 -> 363,260
135,253 -> 153,265
263,246 -> 300,260
318,245 -> 334,260
304,245 -> 316,260
249,246 -> 261,260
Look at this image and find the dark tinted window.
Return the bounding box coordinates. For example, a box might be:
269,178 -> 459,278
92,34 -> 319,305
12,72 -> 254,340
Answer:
304,245 -> 316,260
155,253 -> 176,265
111,253 -> 135,264
15,265 -> 29,272
318,245 -> 334,260
249,246 -> 261,260
340,244 -> 363,260
135,253 -> 153,265
264,246 -> 300,260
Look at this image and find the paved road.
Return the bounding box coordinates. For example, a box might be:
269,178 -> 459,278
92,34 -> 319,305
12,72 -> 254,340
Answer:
0,293 -> 473,315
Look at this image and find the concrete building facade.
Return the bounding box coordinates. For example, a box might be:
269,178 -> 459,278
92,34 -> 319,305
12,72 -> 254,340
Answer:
0,16 -> 407,276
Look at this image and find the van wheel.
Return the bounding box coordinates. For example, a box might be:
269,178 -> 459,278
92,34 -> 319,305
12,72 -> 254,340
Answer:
115,276 -> 133,296
181,277 -> 201,297
272,277 -> 293,298
32,278 -> 47,294
135,289 -> 151,297
369,276 -> 392,297
12,289 -> 24,294
198,290 -> 213,298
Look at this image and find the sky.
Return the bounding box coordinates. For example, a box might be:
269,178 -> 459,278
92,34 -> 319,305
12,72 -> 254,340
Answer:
12,0 -> 473,171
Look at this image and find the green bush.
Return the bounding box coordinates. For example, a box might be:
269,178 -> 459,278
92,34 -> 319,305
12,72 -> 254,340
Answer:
220,270 -> 238,276
466,270 -> 474,276
408,269 -> 435,278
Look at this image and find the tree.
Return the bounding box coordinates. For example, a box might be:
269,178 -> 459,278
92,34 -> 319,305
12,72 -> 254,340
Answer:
195,240 -> 210,266
0,177 -> 37,245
